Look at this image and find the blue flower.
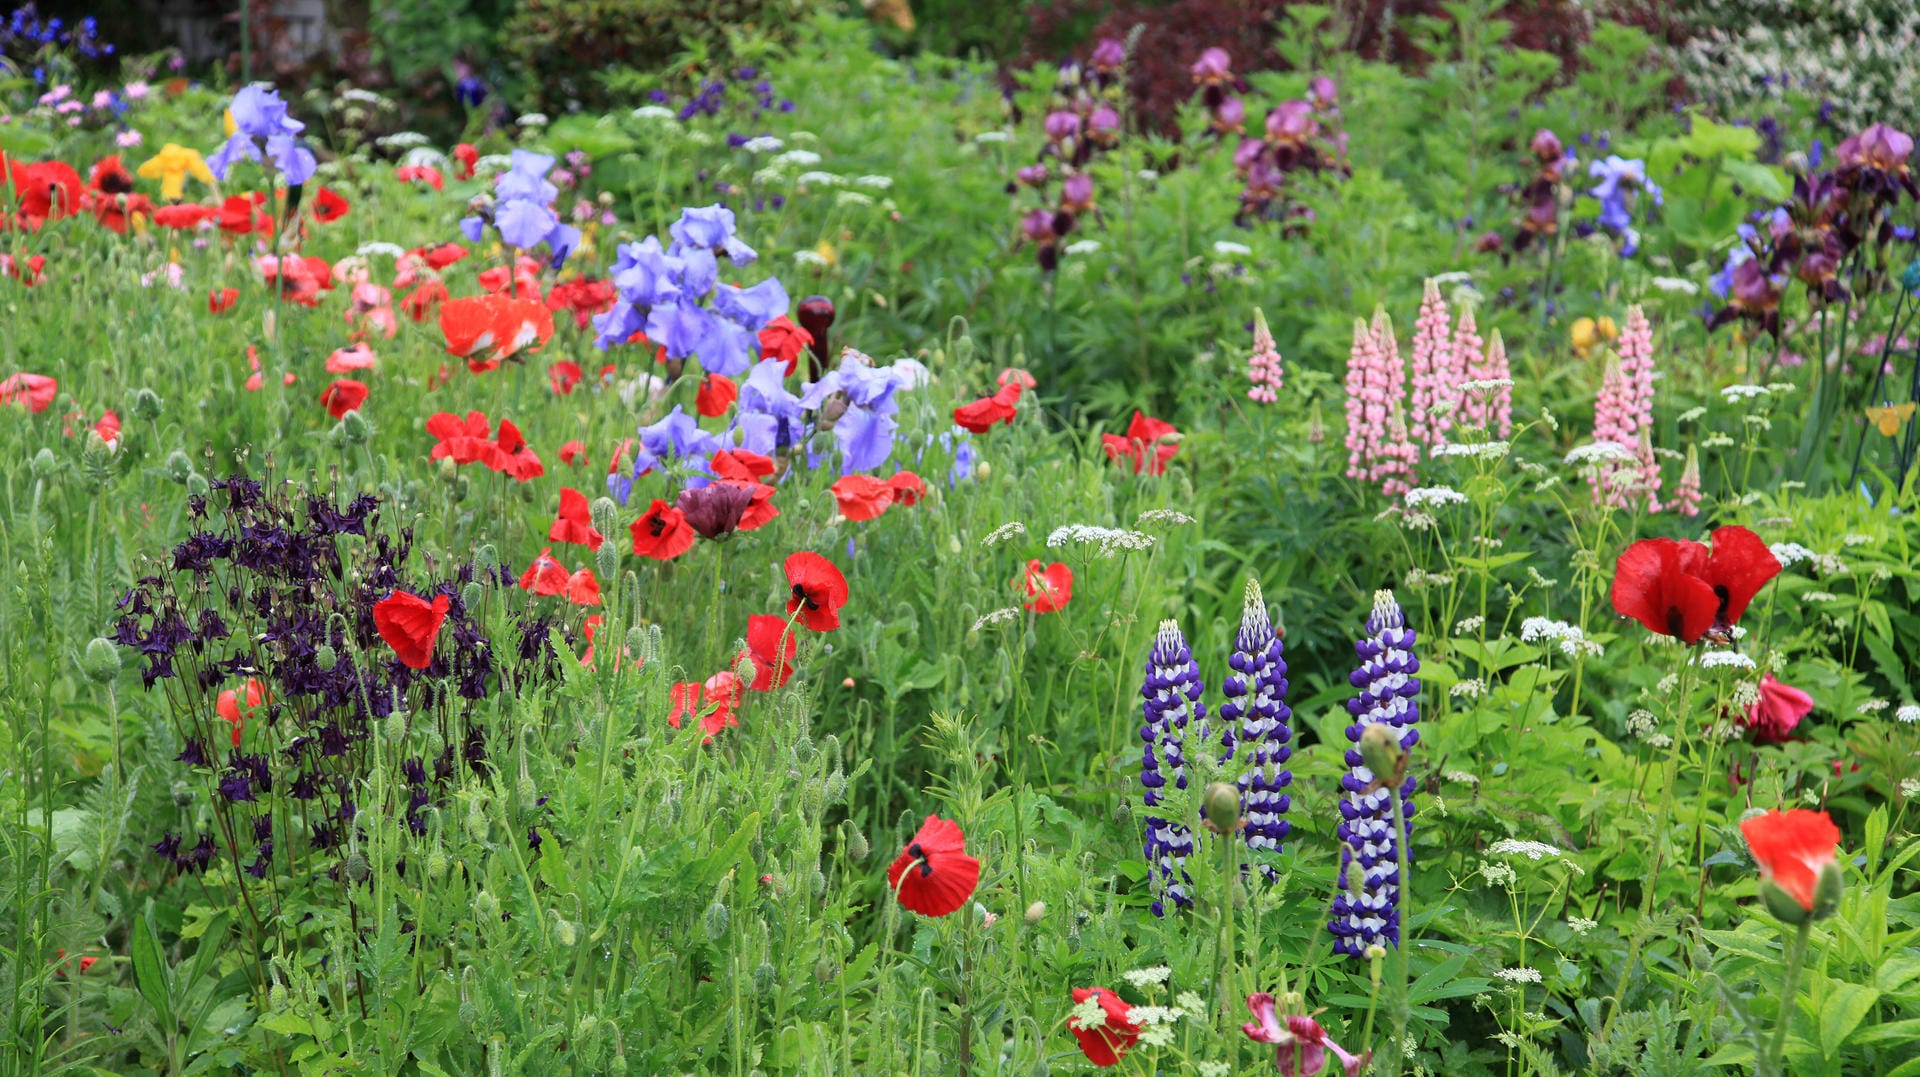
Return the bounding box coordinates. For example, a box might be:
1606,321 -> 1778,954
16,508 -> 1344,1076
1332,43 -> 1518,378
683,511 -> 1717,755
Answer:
833,405 -> 896,474
208,84 -> 315,185
1221,579 -> 1291,880
1327,590 -> 1420,957
1587,155 -> 1659,235
645,302 -> 718,361
669,204 -> 758,263
1141,619 -> 1203,916
496,199 -> 559,249
632,405 -> 722,478
495,149 -> 558,205
712,278 -> 790,331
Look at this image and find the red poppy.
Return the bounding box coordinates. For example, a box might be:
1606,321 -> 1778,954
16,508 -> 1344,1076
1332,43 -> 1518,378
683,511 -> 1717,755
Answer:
2,155 -> 83,229
743,613 -> 798,690
394,165 -> 444,191
519,547 -> 570,596
208,287 -> 239,314
153,203 -> 215,229
311,186 -> 351,224
1611,526 -> 1780,643
84,155 -> 150,233
401,280 -> 449,322
479,256 -> 544,299
549,360 -> 583,395
326,343 -> 377,373
92,410 -> 120,449
784,552 -> 848,631
1068,987 -> 1143,1067
1101,412 -> 1181,475
440,295 -> 501,364
492,418 -> 544,481
829,474 -> 894,522
319,378 -> 369,419
547,276 -> 618,328
217,192 -> 269,234
549,487 -> 605,550
696,373 -> 738,417
1745,674 -> 1814,744
1,252 -> 46,285
1740,808 -> 1841,913
887,471 -> 927,506
1019,560 -> 1073,613
953,385 -> 1020,433
997,367 -> 1037,390
711,449 -> 775,483
485,296 -> 555,369
373,590 -> 450,669
886,814 -> 980,917
452,143 -> 479,182
215,677 -> 269,747
758,315 -> 813,376
630,499 -> 696,560
729,480 -> 779,531
427,410 -> 501,467
423,243 -> 469,270
0,373 -> 58,413
559,439 -> 587,466
677,482 -> 758,539
566,567 -> 601,607
670,672 -> 741,741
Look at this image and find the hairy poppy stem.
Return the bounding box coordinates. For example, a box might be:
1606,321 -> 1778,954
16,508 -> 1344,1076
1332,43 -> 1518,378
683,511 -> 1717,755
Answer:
1762,919 -> 1813,1077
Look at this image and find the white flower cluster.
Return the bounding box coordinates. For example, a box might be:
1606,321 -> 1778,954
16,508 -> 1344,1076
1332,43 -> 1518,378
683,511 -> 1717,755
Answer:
1405,486 -> 1469,509
630,105 -> 676,121
1520,618 -> 1601,659
796,171 -> 844,187
1065,239 -> 1102,255
376,130 -> 430,149
1699,650 -> 1757,671
982,521 -> 1027,547
1455,616 -> 1486,635
1903,779 -> 1920,799
1858,699 -> 1889,715
1898,704 -> 1920,724
835,191 -> 875,207
1432,440 -> 1510,460
1487,839 -> 1565,861
970,607 -> 1022,632
1563,441 -> 1636,466
1567,916 -> 1598,935
740,135 -> 784,154
973,130 -> 1013,144
356,241 -> 406,259
1494,967 -> 1543,984
1457,377 -> 1514,393
1675,0 -> 1920,135
1720,384 -> 1770,402
773,149 -> 822,168
1212,240 -> 1252,257
1450,679 -> 1488,699
1046,525 -> 1155,556
1649,276 -> 1700,296
793,250 -> 830,267
1137,508 -> 1196,527
1121,966 -> 1172,989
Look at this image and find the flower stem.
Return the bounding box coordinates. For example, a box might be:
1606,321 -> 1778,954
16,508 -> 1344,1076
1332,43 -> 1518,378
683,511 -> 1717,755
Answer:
1762,919 -> 1813,1077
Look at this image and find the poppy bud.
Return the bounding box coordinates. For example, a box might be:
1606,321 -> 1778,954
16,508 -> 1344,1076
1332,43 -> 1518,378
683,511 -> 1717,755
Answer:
975,461 -> 991,480
465,802 -> 489,842
1203,781 -> 1243,832
269,981 -> 289,1010
794,735 -> 816,761
458,999 -> 479,1027
185,472 -> 210,497
29,448 -> 54,477
624,626 -> 650,663
473,890 -> 499,921
80,637 -> 122,684
384,713 -> 407,742
552,912 -> 577,947
814,955 -> 838,983
437,456 -> 458,483
346,850 -> 371,882
842,821 -> 869,860
573,1016 -> 600,1064
131,388 -> 163,420
1358,722 -> 1406,783
753,961 -> 778,995
462,582 -> 483,610
703,901 -> 731,940
453,475 -> 470,501
516,773 -> 537,807
315,643 -> 337,670
1025,900 -> 1047,923
426,847 -> 448,880
340,409 -> 371,443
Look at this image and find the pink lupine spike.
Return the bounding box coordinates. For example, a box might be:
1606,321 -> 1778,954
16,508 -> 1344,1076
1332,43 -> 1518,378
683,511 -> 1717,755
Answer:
1344,318 -> 1374,480
1674,443 -> 1702,517
1409,278 -> 1455,447
1247,307 -> 1284,403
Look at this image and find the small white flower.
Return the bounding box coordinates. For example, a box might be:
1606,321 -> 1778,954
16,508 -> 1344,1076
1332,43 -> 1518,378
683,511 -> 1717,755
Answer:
339,88 -> 385,105
1720,384 -> 1770,402
1495,967 -> 1543,984
1563,441 -> 1636,466
1649,275 -> 1700,295
1430,270 -> 1474,285
1901,778 -> 1920,799
982,521 -> 1027,547
773,149 -> 822,167
1567,916 -> 1598,935
1432,440 -> 1510,460
1702,433 -> 1735,448
1842,532 -> 1876,547
836,191 -> 875,207
793,250 -> 830,267
1065,239 -> 1102,255
1481,862 -> 1518,887
1803,590 -> 1837,602
1136,508 -> 1196,527
473,153 -> 515,176
855,174 -> 894,189
796,171 -> 844,186
741,135 -> 784,154
1197,1064 -> 1232,1077
1897,704 -> 1920,724
1488,839 -> 1564,861
1067,994 -> 1111,1030
630,105 -> 676,121
1457,377 -> 1514,393
971,607 -> 1022,632
356,242 -> 406,259
1768,542 -> 1815,567
1443,769 -> 1480,785
973,130 -> 1013,144
1699,650 -> 1757,671
1046,524 -> 1155,556
516,112 -> 549,127
1212,240 -> 1253,257
376,131 -> 430,149
1450,679 -> 1487,699
1678,405 -> 1708,423
1122,966 -> 1172,989
1404,486 -> 1469,509
1454,616 -> 1486,635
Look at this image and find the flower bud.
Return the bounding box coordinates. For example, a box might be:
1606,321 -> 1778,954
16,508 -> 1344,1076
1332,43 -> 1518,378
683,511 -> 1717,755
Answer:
29,448 -> 55,477
596,542 -> 619,582
841,821 -> 869,861
473,889 -> 499,921
426,847 -> 449,880
269,981 -> 289,1009
1024,901 -> 1047,923
1202,781 -> 1243,832
590,496 -> 620,540
315,643 -> 337,670
164,450 -> 192,482
186,472 -> 211,497
553,914 -> 577,948
130,388 -> 163,420
753,961 -> 778,995
1358,723 -> 1406,783
462,582 -> 483,611
345,850 -> 371,882
80,638 -> 122,684
813,955 -> 838,983
453,474 -> 470,501
703,901 -> 731,940
339,409 -> 372,443
437,456 -> 458,483
383,713 -> 407,742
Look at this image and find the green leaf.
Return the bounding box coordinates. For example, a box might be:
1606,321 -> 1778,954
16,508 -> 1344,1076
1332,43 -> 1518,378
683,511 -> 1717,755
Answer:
1719,159 -> 1789,202
131,910 -> 173,1029
1817,983 -> 1879,1058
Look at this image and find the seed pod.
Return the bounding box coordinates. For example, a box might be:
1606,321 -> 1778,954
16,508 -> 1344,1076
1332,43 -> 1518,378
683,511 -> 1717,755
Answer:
383,713 -> 407,743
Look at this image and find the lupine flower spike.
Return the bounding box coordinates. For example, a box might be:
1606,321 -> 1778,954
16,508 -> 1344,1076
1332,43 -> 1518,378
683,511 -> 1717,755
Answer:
1219,579 -> 1291,879
1247,308 -> 1284,402
1409,278 -> 1456,448
1342,319 -> 1374,481
1328,589 -> 1420,956
1673,443 -> 1702,517
1140,618 -> 1202,915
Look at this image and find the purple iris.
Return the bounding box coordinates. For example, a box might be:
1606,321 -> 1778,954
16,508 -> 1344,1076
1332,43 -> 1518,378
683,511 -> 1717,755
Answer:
207,83 -> 315,185
496,199 -> 559,249
645,302 -> 718,361
1587,155 -> 1660,233
631,405 -> 722,480
495,149 -> 559,205
670,204 -> 758,263
712,278 -> 791,331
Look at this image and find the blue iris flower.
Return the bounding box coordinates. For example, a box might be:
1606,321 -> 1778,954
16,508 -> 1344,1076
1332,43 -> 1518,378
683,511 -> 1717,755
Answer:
1587,155 -> 1659,236
208,84 -> 316,186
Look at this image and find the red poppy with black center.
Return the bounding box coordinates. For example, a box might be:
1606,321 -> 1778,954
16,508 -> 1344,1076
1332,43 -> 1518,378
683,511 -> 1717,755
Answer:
312,186 -> 351,224
829,474 -> 894,521
630,499 -> 696,560
427,410 -> 503,468
208,287 -> 239,314
886,814 -> 979,917
784,552 -> 848,631
549,487 -> 604,550
373,590 -> 450,669
758,315 -> 814,376
549,360 -> 583,395
696,373 -> 738,417
519,547 -> 570,596
85,155 -> 149,233
743,613 -> 798,690
2,154 -> 83,229
1069,987 -> 1143,1067
1611,526 -> 1779,643
887,471 -> 927,506
565,567 -> 601,607
217,192 -> 268,234
1101,411 -> 1181,475
319,378 -> 369,419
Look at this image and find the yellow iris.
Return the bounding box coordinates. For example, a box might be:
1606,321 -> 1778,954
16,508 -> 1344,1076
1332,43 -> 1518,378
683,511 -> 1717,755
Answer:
136,144 -> 215,201
1570,316 -> 1598,357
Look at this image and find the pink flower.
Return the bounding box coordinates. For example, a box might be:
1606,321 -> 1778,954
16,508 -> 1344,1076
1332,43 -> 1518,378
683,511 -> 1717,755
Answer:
1241,994 -> 1367,1077
1247,308 -> 1283,403
1745,673 -> 1813,744
1408,277 -> 1458,447
1673,444 -> 1702,517
1588,305 -> 1661,511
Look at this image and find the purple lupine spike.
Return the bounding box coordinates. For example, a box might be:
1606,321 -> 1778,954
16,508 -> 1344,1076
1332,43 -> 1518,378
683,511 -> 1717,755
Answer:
1141,618 -> 1203,916
1328,589 -> 1420,956
1220,579 -> 1291,880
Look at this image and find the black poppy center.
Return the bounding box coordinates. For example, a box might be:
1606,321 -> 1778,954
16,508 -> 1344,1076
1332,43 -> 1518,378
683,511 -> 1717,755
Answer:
908,841 -> 932,876
648,515 -> 667,537
791,583 -> 818,610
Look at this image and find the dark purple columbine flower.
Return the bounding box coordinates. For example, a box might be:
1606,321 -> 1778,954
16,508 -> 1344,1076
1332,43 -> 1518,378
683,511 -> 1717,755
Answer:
1141,619 -> 1203,916
1220,580 -> 1291,881
1327,590 -> 1420,957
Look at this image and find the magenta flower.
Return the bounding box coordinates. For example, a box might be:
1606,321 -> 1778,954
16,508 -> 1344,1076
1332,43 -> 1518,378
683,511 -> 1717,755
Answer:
1091,37 -> 1126,72
1043,110 -> 1080,143
1242,994 -> 1367,1076
1745,673 -> 1814,744
1265,100 -> 1317,146
1191,47 -> 1232,84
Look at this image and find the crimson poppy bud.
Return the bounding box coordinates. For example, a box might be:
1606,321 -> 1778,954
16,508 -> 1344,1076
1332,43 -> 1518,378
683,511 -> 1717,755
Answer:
78,638 -> 120,684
